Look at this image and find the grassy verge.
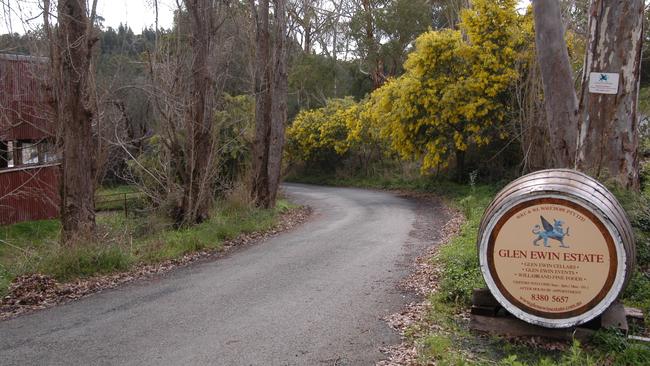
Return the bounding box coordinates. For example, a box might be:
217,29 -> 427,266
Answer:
0,198 -> 295,296
417,187 -> 650,365
287,173 -> 650,365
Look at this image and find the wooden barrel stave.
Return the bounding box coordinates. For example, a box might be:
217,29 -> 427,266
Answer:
480,174 -> 635,259
481,177 -> 635,259
480,170 -> 634,239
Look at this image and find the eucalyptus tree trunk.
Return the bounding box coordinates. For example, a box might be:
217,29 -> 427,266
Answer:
53,0 -> 98,243
268,0 -> 288,207
179,0 -> 217,225
250,0 -> 288,208
576,0 -> 643,190
532,0 -> 579,168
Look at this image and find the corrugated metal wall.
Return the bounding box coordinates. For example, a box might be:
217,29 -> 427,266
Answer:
0,54 -> 54,141
0,164 -> 60,225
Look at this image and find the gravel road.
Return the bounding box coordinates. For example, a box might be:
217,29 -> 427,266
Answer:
0,184 -> 447,366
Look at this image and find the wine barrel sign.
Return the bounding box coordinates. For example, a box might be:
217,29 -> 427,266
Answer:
478,169 -> 635,329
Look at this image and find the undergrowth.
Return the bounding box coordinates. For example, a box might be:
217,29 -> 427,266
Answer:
0,198 -> 294,297
436,184 -> 492,306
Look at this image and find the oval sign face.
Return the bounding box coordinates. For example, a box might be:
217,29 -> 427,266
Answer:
480,196 -> 625,328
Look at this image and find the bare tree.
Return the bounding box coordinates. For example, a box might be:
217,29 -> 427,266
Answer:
175,0 -> 218,224
130,0 -> 237,226
250,0 -> 288,208
513,44 -> 552,173
576,0 -> 644,189
289,0 -> 316,53
431,0 -> 469,29
44,0 -> 99,242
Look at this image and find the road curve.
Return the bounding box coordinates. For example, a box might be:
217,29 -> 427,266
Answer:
0,184 -> 435,366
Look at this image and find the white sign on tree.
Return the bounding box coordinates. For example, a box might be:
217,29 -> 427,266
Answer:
588,72 -> 620,95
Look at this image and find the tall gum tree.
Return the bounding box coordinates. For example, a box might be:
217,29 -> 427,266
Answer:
532,0 -> 579,168
178,0 -> 217,225
576,0 -> 644,189
250,0 -> 288,208
534,0 -> 644,189
47,0 -> 99,242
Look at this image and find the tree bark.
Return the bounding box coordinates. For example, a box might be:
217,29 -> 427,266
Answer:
268,0 -> 288,206
179,0 -> 216,225
576,0 -> 643,190
533,0 -> 580,168
251,0 -> 272,208
250,0 -> 288,209
55,0 -> 97,242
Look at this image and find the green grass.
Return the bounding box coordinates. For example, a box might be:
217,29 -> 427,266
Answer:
417,334 -> 456,364
607,185 -> 650,323
0,220 -> 62,294
288,170 -> 446,192
139,203 -> 284,262
436,186 -> 494,305
41,244 -> 134,281
0,220 -> 61,253
0,198 -> 294,297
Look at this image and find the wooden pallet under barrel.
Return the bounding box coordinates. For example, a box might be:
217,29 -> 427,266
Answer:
470,288 -> 645,341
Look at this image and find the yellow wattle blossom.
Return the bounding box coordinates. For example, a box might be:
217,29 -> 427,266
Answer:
363,0 -> 522,173
286,0 -> 530,175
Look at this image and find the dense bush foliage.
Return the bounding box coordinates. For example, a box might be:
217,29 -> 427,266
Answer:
373,0 -> 521,173
128,94 -> 255,214
286,0 -> 532,181
286,97 -> 386,173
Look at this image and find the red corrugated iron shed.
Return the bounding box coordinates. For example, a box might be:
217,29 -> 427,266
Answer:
1,54 -> 59,225
0,53 -> 54,141
0,164 -> 60,225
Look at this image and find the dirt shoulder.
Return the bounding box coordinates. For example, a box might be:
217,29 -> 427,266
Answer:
379,192 -> 465,365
